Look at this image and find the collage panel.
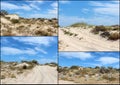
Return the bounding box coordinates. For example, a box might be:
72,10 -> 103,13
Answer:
58,52 -> 119,84
59,0 -> 119,51
1,0 -> 58,36
0,0 -> 119,84
1,36 -> 58,84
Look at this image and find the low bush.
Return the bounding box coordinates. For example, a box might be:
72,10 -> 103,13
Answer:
108,32 -> 120,40
102,75 -> 116,81
63,30 -> 74,36
91,25 -> 107,34
70,66 -> 79,69
22,65 -> 27,69
34,30 -> 50,36
31,60 -> 38,65
11,74 -> 16,78
1,75 -> 5,79
100,31 -> 110,38
11,19 -> 19,24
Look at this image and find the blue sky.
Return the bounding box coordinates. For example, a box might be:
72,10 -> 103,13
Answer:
59,0 -> 119,26
59,52 -> 119,68
1,37 -> 58,64
1,0 -> 57,18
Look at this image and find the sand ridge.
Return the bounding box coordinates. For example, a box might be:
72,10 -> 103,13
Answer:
59,27 -> 119,51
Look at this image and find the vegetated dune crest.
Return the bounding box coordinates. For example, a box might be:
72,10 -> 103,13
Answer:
58,65 -> 119,84
59,23 -> 120,51
1,10 -> 58,36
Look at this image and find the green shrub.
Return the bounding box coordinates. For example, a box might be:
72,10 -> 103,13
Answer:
74,34 -> 78,36
63,30 -> 74,36
35,30 -> 52,36
31,60 -> 38,65
1,75 -> 5,79
100,31 -> 110,38
70,66 -> 79,69
5,17 -> 10,20
108,32 -> 120,40
22,65 -> 27,69
91,25 -> 107,34
18,25 -> 25,28
11,19 -> 19,24
102,75 -> 116,81
11,74 -> 16,78
95,66 -> 100,69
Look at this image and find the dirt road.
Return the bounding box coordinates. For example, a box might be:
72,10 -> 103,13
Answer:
1,66 -> 57,84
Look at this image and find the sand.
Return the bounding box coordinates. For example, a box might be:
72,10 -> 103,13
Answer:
1,66 -> 57,84
59,27 -> 119,51
59,80 -> 77,84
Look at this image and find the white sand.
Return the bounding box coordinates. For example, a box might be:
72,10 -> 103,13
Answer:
1,66 -> 57,84
59,80 -> 77,84
59,27 -> 119,51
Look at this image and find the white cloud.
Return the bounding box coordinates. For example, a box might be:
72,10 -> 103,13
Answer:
1,47 -> 36,55
29,3 -> 40,10
82,8 -> 89,13
90,1 -> 119,16
97,57 -> 119,65
59,0 -> 70,4
48,2 -> 58,15
1,1 -> 44,11
35,47 -> 47,54
59,1 -> 119,26
60,52 -> 92,60
1,2 -> 32,11
12,37 -> 55,47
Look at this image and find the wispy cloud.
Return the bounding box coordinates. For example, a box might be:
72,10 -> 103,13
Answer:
97,56 -> 119,65
59,0 -> 70,4
1,1 -> 57,18
48,2 -> 58,15
1,2 -> 32,11
59,52 -> 93,60
59,1 -> 119,26
90,1 -> 119,16
35,47 -> 47,54
12,37 -> 55,47
1,47 -> 37,55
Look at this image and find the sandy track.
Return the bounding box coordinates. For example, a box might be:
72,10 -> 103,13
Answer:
1,66 -> 57,84
59,28 -> 119,51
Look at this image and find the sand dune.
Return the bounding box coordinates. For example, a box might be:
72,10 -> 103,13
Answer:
1,66 -> 57,84
59,27 -> 119,51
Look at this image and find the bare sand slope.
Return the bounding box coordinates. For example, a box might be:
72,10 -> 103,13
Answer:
59,28 -> 119,51
1,66 -> 57,84
59,80 -> 77,84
